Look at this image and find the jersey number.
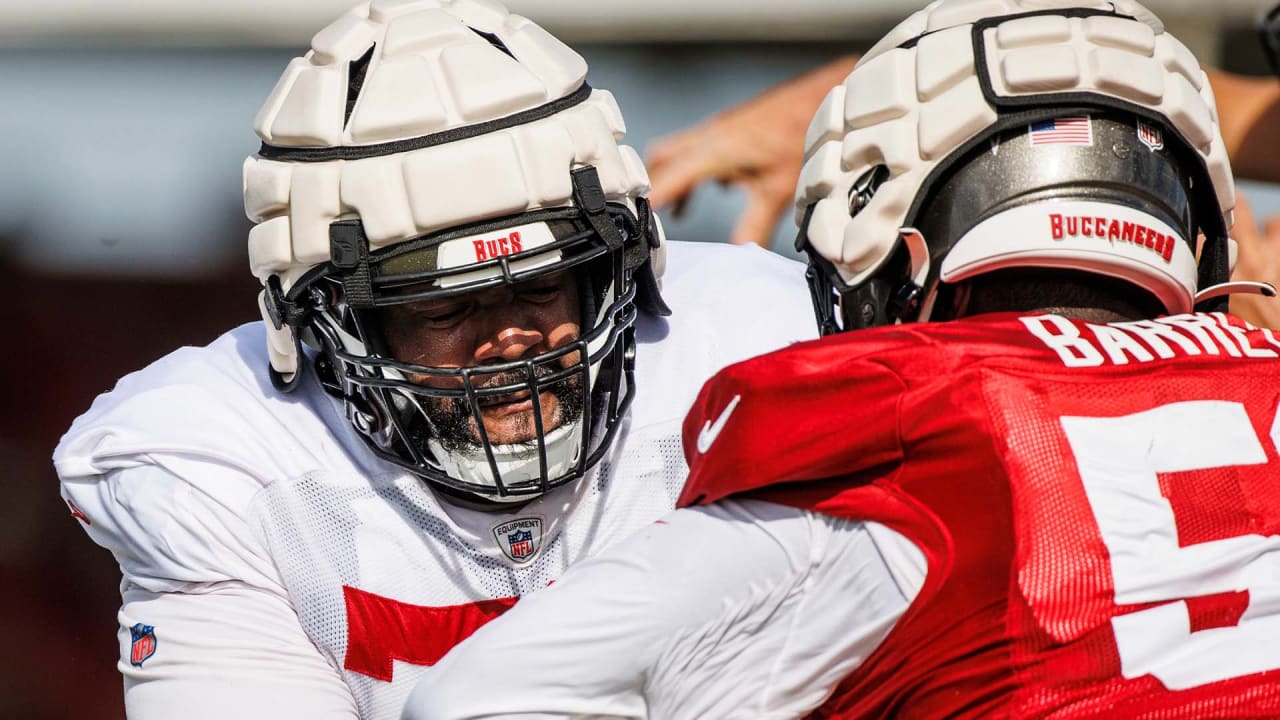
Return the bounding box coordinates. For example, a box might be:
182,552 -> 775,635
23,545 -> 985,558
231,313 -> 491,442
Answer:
1061,400 -> 1280,690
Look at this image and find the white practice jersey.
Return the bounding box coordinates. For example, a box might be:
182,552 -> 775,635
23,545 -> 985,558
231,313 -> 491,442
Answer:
53,241 -> 816,720
403,500 -> 923,720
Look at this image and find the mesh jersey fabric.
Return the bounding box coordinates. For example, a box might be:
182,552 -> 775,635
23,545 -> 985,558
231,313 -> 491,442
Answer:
681,311 -> 1280,719
254,420 -> 691,718
54,240 -> 817,720
401,497 -> 921,720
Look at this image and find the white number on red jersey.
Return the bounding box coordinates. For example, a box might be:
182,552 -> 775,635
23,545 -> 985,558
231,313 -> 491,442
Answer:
1061,400 -> 1280,689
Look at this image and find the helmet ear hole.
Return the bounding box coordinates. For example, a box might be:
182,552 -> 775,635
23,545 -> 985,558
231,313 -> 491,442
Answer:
848,165 -> 890,218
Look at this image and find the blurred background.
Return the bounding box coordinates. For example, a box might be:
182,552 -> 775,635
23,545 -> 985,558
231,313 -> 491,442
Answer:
3,1 -> 1279,717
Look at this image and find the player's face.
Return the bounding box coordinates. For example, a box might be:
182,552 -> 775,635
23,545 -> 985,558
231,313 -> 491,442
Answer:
380,270 -> 584,448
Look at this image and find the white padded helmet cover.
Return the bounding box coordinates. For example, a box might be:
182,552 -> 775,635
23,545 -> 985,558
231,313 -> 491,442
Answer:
244,0 -> 658,377
794,0 -> 1234,316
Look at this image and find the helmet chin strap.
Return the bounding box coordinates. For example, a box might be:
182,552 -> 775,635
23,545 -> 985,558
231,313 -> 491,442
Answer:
426,421 -> 585,503
1193,233 -> 1278,309
1194,281 -> 1278,306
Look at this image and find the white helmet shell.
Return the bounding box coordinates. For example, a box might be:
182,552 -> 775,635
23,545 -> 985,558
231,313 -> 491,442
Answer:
794,0 -> 1233,318
244,0 -> 659,380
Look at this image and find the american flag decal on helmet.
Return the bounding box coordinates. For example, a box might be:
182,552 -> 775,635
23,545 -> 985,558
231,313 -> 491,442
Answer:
1029,116 -> 1093,147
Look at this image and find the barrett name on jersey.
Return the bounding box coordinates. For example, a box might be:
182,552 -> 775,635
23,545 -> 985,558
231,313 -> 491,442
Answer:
53,241 -> 813,720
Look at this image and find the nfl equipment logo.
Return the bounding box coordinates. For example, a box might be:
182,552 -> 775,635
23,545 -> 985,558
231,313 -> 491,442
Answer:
129,623 -> 157,667
491,516 -> 544,564
1137,119 -> 1164,151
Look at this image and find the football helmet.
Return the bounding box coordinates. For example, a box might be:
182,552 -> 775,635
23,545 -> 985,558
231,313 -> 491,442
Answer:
243,0 -> 666,502
794,0 -> 1272,334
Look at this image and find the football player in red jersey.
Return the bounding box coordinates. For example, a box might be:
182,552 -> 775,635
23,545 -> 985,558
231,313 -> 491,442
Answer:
404,2 -> 1280,719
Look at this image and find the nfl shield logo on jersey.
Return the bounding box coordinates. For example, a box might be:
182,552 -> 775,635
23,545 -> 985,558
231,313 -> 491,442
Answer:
129,623 -> 157,667
508,530 -> 534,559
491,516 -> 544,564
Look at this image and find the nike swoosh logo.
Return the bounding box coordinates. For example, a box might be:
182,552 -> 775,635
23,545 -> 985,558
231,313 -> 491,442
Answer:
696,394 -> 741,454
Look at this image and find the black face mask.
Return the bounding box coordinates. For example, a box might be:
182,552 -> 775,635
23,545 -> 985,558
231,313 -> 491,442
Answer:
296,222 -> 644,508
407,362 -> 588,457
264,165 -> 666,505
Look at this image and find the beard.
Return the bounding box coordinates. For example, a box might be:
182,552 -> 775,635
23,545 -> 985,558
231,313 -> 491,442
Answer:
408,366 -> 587,455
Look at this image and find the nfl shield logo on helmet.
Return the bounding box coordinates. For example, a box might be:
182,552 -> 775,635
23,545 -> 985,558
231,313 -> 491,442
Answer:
491,516 -> 544,564
1137,119 -> 1164,151
129,623 -> 157,667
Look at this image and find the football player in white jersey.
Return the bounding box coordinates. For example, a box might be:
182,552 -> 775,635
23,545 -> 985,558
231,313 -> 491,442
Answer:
52,2 -> 815,718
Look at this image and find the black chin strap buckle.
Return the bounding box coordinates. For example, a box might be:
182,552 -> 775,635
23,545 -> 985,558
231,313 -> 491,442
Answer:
889,283 -> 923,322
846,280 -> 894,330
263,275 -> 289,331
264,275 -> 312,331
263,275 -> 308,393
635,196 -> 661,250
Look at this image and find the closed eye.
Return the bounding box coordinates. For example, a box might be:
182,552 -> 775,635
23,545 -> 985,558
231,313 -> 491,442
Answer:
411,301 -> 473,328
518,284 -> 563,304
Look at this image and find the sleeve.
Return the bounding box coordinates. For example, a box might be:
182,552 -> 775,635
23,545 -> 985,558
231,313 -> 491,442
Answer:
61,462 -> 358,718
60,462 -> 282,593
679,350 -> 908,507
120,582 -> 358,719
401,499 -> 913,720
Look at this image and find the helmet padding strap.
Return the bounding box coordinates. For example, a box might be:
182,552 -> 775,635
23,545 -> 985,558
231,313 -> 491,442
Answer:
571,166 -> 623,252
330,221 -> 376,310
571,165 -> 671,318
1195,235 -> 1233,313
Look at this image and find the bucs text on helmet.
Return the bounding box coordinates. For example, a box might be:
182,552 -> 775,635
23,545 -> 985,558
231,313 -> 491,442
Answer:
244,0 -> 668,503
794,0 -> 1273,335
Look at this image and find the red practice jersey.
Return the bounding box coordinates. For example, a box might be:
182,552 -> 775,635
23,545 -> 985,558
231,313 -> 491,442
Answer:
680,312 -> 1280,719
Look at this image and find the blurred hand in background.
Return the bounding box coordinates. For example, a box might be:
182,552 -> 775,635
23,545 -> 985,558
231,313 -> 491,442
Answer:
1231,192 -> 1280,329
648,58 -> 1280,252
646,56 -> 857,248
